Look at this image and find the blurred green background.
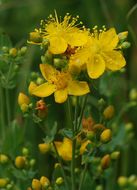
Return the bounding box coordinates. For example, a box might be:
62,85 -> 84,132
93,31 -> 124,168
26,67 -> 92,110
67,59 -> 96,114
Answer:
0,0 -> 137,186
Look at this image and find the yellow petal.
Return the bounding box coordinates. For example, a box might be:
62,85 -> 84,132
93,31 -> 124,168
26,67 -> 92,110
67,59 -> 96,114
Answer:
40,64 -> 57,81
54,89 -> 68,103
28,81 -> 37,95
68,81 -> 90,96
99,28 -> 119,50
102,51 -> 126,71
32,83 -> 56,97
66,31 -> 88,47
87,54 -> 105,79
49,37 -> 67,54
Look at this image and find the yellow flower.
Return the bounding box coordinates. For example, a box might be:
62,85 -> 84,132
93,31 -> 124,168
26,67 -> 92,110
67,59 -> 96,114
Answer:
30,12 -> 88,54
69,28 -> 126,79
31,64 -> 89,103
55,138 -> 72,161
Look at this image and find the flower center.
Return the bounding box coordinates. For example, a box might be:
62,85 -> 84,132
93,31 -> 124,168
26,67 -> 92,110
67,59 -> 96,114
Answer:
53,72 -> 70,90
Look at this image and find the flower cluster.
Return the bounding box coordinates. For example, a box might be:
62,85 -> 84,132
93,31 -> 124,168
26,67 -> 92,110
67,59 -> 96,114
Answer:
27,12 -> 127,103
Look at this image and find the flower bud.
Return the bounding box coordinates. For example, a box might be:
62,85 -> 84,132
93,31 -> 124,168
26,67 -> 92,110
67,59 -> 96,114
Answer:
36,77 -> 44,85
128,175 -> 136,184
55,177 -> 64,185
101,154 -> 111,170
22,147 -> 29,156
20,46 -> 27,55
117,176 -> 128,187
9,48 -> 17,57
32,179 -> 41,190
15,156 -> 26,169
100,129 -> 112,143
0,178 -> 8,187
2,46 -> 9,53
0,154 -> 9,164
29,159 -> 36,167
29,32 -> 42,43
103,105 -> 115,119
7,183 -> 14,189
38,143 -> 51,154
54,163 -> 61,169
111,151 -> 120,160
98,98 -> 106,110
129,88 -> 137,101
18,93 -> 30,107
118,31 -> 128,40
86,131 -> 95,141
121,42 -> 131,49
96,185 -> 103,190
40,176 -> 50,187
125,123 -> 133,132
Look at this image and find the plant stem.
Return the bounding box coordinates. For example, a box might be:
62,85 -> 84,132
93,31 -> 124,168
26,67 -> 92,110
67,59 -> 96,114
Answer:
78,163 -> 88,190
77,95 -> 88,132
67,97 -> 76,190
5,88 -> 11,126
0,86 -> 5,140
53,142 -> 69,190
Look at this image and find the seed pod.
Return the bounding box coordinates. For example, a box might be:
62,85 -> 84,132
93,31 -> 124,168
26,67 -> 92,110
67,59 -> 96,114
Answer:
100,129 -> 112,143
101,154 -> 111,170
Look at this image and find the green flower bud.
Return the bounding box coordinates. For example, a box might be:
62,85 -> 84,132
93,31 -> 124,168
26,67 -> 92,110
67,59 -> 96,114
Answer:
118,176 -> 128,187
121,41 -> 131,49
29,159 -> 36,167
125,123 -> 133,132
20,46 -> 27,55
55,177 -> 64,185
129,89 -> 137,101
22,147 -> 29,156
111,151 -> 120,160
96,185 -> 103,190
0,154 -> 9,164
2,46 -> 9,53
9,48 -> 17,57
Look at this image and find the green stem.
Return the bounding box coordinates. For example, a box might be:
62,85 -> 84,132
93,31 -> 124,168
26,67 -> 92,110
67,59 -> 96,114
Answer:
5,88 -> 11,126
78,164 -> 88,190
67,98 -> 76,190
0,86 -> 5,140
77,95 -> 88,132
53,142 -> 69,190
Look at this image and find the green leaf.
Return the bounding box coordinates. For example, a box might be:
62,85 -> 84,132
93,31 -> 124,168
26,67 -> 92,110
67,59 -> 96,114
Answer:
60,128 -> 73,139
43,122 -> 57,143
